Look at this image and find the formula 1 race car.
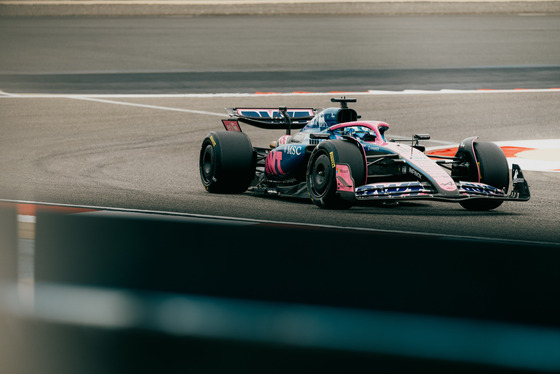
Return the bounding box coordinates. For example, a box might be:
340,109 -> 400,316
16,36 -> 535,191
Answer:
199,98 -> 530,210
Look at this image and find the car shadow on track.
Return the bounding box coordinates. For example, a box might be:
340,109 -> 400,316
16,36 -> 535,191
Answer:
348,202 -> 522,217
250,194 -> 524,218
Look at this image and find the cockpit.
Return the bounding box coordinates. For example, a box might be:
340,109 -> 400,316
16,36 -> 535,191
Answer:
335,126 -> 378,141
330,122 -> 389,144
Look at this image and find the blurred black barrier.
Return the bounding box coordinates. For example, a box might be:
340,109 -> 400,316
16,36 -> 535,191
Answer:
3,283 -> 559,374
0,206 -> 17,282
1,208 -> 558,374
0,315 -> 509,374
35,210 -> 560,328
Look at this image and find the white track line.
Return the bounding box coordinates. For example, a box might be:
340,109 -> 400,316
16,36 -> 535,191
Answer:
2,199 -> 558,247
69,96 -> 225,117
2,89 -> 557,122
0,88 -> 559,99
368,88 -> 560,95
0,90 -> 22,97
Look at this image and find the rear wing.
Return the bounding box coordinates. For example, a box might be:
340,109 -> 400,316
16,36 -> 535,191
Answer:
222,107 -> 318,134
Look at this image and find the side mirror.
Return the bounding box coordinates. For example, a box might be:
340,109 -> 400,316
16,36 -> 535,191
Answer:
414,134 -> 431,140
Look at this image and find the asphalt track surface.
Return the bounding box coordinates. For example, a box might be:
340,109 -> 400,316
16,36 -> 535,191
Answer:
1,15 -> 559,245
1,91 -> 559,244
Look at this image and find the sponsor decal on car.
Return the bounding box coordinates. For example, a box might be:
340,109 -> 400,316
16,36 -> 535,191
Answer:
459,182 -> 504,196
265,151 -> 284,175
285,145 -> 303,156
336,165 -> 354,192
222,120 -> 242,132
236,108 -> 315,119
356,182 -> 429,198
407,167 -> 423,179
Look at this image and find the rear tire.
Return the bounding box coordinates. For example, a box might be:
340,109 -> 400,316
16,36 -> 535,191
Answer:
458,141 -> 509,211
306,140 -> 365,209
199,131 -> 255,193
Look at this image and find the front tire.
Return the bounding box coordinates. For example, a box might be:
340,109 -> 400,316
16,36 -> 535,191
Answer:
199,131 -> 255,193
306,140 -> 365,209
458,140 -> 509,211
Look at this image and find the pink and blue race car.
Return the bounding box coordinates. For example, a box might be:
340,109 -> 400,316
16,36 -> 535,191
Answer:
199,98 -> 530,210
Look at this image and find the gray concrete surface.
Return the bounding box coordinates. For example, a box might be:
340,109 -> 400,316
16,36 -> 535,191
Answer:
1,0 -> 560,16
1,15 -> 559,91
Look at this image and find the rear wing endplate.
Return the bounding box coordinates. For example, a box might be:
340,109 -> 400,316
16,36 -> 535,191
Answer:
222,119 -> 243,132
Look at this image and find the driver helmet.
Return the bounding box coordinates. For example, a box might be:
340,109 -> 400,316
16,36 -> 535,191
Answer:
304,108 -> 340,130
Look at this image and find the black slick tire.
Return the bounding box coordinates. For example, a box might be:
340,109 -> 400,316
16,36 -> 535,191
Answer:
199,131 -> 255,194
459,141 -> 509,211
306,140 -> 365,209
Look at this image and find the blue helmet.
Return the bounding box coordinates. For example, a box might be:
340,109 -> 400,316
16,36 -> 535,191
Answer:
303,108 -> 340,131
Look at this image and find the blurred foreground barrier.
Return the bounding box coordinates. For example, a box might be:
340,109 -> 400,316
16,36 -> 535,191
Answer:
0,206 -> 17,282
3,282 -> 560,374
1,208 -> 560,373
34,210 -> 560,328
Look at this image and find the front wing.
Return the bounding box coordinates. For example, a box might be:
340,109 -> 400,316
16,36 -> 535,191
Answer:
338,164 -> 530,203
